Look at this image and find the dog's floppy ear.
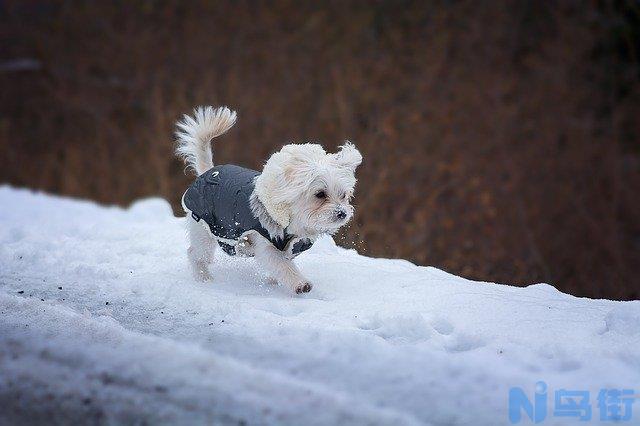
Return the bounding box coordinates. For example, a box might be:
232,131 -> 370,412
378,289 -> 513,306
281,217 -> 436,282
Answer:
254,161 -> 291,229
332,141 -> 362,172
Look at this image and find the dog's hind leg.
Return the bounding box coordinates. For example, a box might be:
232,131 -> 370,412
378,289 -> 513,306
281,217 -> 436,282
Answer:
186,217 -> 216,281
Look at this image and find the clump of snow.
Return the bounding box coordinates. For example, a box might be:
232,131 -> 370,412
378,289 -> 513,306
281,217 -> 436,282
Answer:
1,186 -> 639,425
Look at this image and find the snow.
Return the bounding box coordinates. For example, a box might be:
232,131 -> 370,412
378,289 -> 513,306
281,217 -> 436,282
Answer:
1,185 -> 639,425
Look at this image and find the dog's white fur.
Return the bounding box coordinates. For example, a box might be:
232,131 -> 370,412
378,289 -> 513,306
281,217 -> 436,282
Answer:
175,106 -> 362,294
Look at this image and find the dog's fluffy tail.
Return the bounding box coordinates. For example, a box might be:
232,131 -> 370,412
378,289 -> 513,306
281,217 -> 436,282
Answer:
175,106 -> 237,176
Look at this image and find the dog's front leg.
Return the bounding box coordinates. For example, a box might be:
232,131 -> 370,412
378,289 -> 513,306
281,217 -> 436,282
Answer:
252,235 -> 312,294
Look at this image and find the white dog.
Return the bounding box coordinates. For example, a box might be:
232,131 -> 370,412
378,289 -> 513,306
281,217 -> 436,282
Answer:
175,106 -> 362,294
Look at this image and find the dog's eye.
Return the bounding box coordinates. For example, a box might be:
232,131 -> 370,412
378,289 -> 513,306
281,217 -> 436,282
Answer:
341,193 -> 346,200
315,191 -> 326,199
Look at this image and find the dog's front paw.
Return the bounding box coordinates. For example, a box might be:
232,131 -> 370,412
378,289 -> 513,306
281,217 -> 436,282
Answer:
294,282 -> 313,294
192,266 -> 213,282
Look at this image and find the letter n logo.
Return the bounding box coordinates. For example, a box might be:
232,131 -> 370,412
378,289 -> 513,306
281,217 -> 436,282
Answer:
509,381 -> 547,423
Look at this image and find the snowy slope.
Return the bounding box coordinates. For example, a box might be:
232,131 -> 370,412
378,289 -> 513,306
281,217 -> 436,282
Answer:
0,186 -> 639,425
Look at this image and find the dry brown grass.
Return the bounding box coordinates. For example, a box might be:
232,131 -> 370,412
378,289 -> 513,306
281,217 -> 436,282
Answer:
1,0 -> 638,299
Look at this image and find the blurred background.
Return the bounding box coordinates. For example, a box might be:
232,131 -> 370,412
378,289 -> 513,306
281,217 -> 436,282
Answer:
1,1 -> 638,299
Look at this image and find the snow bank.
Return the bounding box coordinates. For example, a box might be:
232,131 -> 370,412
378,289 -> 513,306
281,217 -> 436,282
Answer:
1,186 -> 638,425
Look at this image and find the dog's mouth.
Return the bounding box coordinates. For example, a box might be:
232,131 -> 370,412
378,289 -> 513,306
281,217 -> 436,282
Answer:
303,208 -> 352,234
311,219 -> 349,234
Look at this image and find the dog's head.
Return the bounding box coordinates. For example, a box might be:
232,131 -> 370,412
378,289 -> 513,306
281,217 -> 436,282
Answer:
254,142 -> 362,235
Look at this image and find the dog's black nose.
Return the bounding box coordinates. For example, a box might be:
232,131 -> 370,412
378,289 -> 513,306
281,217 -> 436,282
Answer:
335,209 -> 347,220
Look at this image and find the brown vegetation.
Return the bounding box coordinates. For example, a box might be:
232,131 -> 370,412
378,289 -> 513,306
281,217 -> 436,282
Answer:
1,1 -> 638,299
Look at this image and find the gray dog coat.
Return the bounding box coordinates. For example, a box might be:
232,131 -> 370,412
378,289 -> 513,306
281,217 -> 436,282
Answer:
183,165 -> 313,257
